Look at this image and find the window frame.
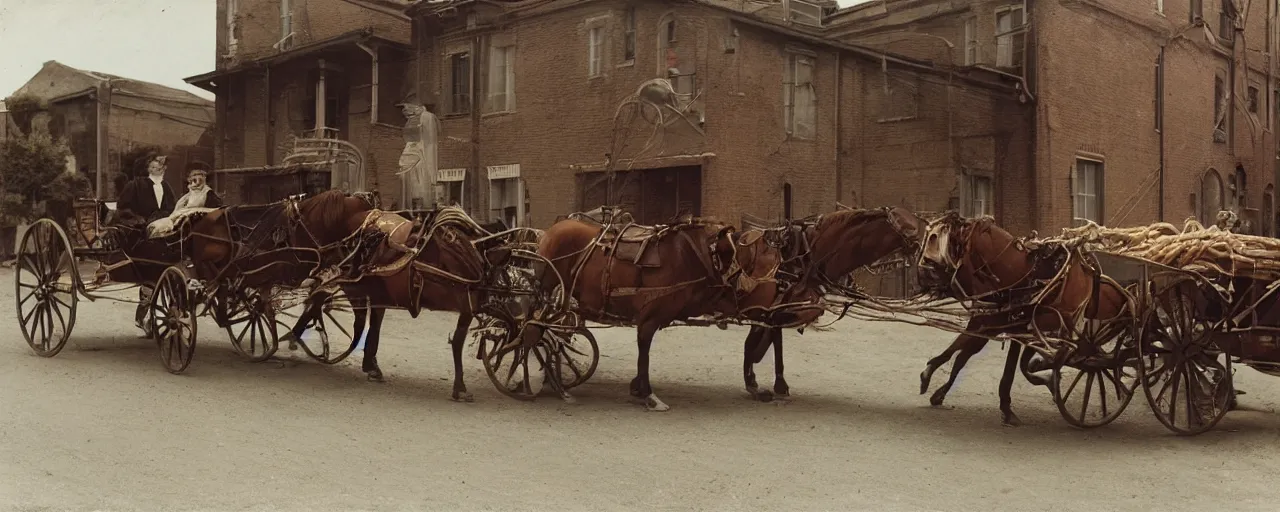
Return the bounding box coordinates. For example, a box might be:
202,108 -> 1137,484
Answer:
588,26 -> 604,77
487,44 -> 516,113
447,50 -> 472,116
1070,156 -> 1104,227
783,51 -> 817,140
994,4 -> 1026,70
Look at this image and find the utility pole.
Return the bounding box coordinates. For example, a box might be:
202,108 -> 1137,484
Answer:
95,79 -> 112,199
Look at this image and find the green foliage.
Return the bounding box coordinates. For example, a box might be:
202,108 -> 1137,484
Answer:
3,93 -> 47,115
0,132 -> 87,225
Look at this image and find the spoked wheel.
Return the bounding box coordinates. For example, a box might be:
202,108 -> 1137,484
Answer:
221,288 -> 279,362
1050,315 -> 1140,428
1138,276 -> 1234,436
548,325 -> 600,390
476,305 -> 554,401
15,219 -> 79,357
151,266 -> 198,374
286,290 -> 363,365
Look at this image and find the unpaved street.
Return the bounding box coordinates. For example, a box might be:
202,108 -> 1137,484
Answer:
4,267 -> 1280,511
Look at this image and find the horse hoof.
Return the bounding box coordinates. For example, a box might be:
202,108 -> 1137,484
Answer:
1001,412 -> 1022,427
561,394 -> 578,405
645,394 -> 670,412
755,390 -> 775,403
366,371 -> 384,382
928,390 -> 947,407
774,384 -> 790,397
451,391 -> 475,403
919,367 -> 935,395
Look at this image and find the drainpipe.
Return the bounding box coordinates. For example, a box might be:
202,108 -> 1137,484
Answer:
470,34 -> 482,217
834,51 -> 842,205
95,79 -> 112,199
357,41 -> 379,125
1158,46 -> 1166,221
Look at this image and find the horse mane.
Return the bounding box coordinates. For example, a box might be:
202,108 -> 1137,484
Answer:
296,189 -> 353,232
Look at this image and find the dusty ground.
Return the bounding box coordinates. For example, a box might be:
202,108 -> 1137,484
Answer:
4,267 -> 1280,511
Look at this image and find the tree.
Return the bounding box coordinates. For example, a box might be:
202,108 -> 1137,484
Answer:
0,132 -> 90,227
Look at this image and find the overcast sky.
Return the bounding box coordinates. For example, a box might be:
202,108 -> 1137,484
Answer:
0,0 -> 876,103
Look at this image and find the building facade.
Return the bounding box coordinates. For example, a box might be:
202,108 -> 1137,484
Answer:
829,0 -> 1279,235
186,0 -> 416,204
9,61 -> 216,198
407,0 -> 1031,231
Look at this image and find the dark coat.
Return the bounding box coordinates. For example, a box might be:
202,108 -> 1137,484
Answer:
115,176 -> 177,225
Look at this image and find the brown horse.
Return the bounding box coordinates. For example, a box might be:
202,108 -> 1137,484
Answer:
531,212 -> 786,411
914,213 -> 1129,426
740,206 -> 927,402
274,204 -> 495,401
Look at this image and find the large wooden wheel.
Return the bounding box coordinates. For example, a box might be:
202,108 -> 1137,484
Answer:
476,305 -> 544,401
286,290 -> 362,365
220,287 -> 279,362
15,219 -> 79,357
1138,275 -> 1234,436
1050,314 -> 1140,429
151,266 -> 198,374
548,325 -> 599,390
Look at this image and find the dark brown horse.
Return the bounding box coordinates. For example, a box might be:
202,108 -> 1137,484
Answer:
739,206 -> 927,401
914,213 -> 1129,426
274,203 -> 495,401
531,212 -> 788,411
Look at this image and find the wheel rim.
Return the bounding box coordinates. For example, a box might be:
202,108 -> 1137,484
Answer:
15,219 -> 78,357
1139,277 -> 1233,436
282,290 -> 361,364
477,307 -> 545,401
153,267 -> 197,374
550,326 -> 599,390
1051,315 -> 1140,428
223,288 -> 279,362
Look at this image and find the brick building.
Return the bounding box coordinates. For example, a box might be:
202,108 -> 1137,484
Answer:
9,61 -> 216,198
185,0 -> 417,204
829,0 -> 1279,236
406,0 -> 1032,231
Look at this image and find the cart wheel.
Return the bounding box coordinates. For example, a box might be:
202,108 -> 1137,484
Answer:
476,305 -> 550,401
222,288 -> 279,362
1051,315 -> 1140,428
549,325 -> 599,389
1138,276 -> 1233,436
15,218 -> 79,357
152,266 -> 198,374
288,290 -> 362,365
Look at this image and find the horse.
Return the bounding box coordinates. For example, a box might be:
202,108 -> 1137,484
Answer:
914,213 -> 1129,426
740,206 -> 927,402
271,200 -> 496,401
528,211 -> 786,411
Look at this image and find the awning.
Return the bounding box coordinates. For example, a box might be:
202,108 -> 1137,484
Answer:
568,152 -> 716,173
184,29 -> 411,92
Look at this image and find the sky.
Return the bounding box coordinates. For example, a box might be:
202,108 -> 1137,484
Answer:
0,0 -> 876,103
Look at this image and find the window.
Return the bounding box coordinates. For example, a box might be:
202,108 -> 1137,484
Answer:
1249,86 -> 1259,113
448,52 -> 472,115
1214,74 -> 1227,142
1191,0 -> 1203,21
588,26 -> 604,77
1201,169 -> 1224,224
995,5 -> 1025,71
963,174 -> 993,217
1219,0 -> 1234,42
784,54 -> 816,139
487,45 -> 515,112
280,0 -> 293,50
623,7 -> 636,62
786,0 -> 824,27
963,18 -> 977,65
437,168 -> 466,208
1072,158 -> 1103,227
226,0 -> 239,54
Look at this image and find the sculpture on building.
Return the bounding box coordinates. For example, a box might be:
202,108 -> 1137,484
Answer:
396,94 -> 440,210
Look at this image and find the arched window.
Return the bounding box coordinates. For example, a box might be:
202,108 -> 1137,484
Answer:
1264,184 -> 1275,237
1201,168 -> 1224,225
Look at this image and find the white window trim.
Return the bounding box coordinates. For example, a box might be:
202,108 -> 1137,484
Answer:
963,17 -> 977,66
1071,156 -> 1104,227
487,164 -> 525,228
994,4 -> 1026,68
488,45 -> 516,113
437,168 -> 467,208
587,24 -> 605,78
784,52 -> 817,139
961,171 -> 994,218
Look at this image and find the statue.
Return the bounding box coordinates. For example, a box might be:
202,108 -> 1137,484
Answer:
396,95 -> 440,210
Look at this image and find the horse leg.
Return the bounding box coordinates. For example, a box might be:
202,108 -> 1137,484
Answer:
928,336 -> 988,407
360,308 -> 383,382
630,322 -> 668,411
771,329 -> 790,398
449,312 -> 475,402
743,326 -> 774,402
999,342 -> 1023,427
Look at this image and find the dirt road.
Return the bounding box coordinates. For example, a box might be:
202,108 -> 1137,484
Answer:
4,268 -> 1280,511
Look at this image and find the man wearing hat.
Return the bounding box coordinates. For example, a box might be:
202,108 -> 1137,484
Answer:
115,153 -> 178,227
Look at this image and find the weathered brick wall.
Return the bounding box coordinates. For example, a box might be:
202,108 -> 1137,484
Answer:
220,0 -> 411,69
413,0 -> 1026,228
